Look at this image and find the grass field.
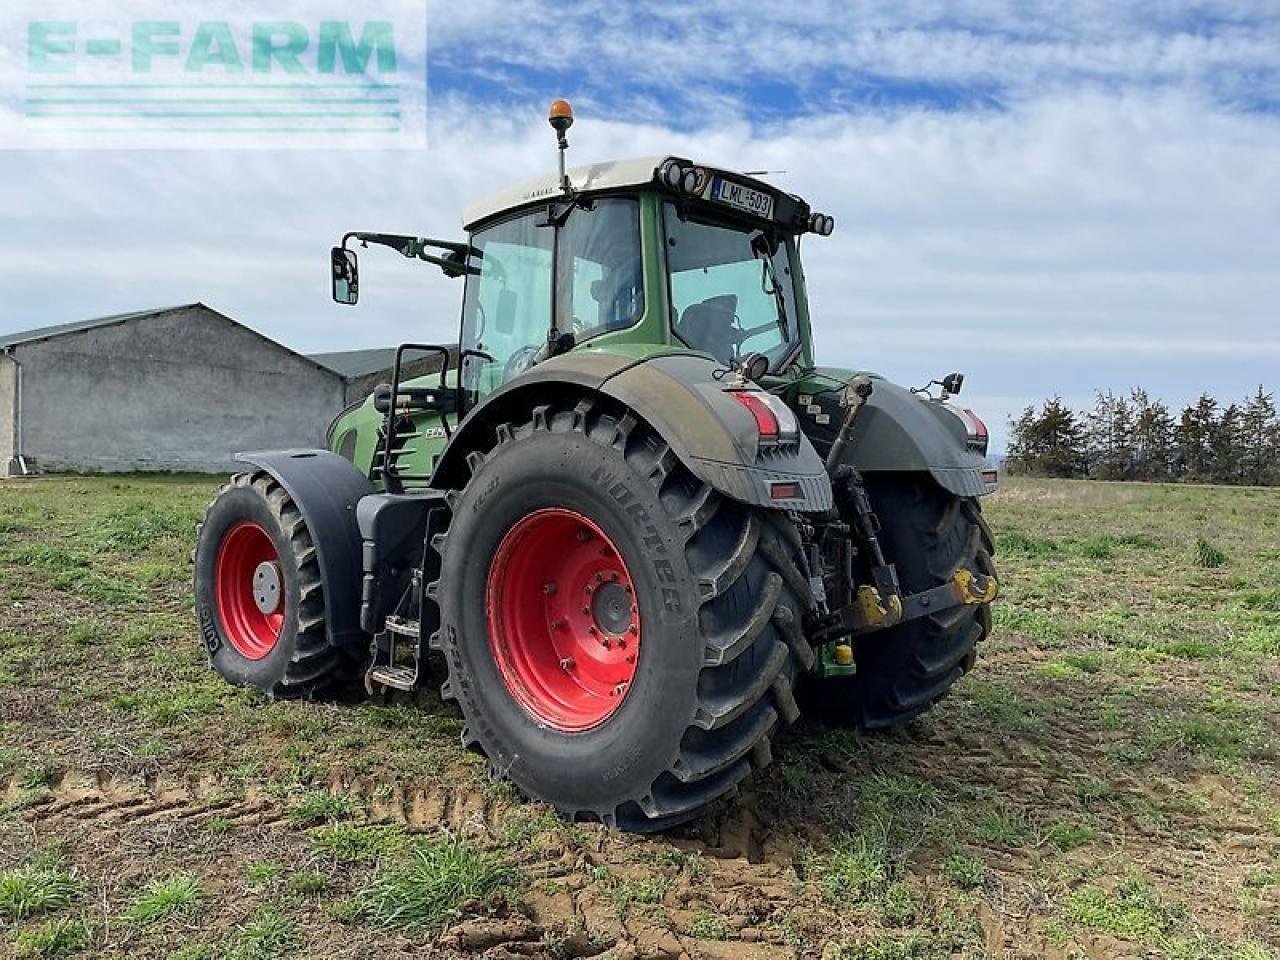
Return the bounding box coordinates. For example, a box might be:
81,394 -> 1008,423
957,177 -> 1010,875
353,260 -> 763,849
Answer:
0,475 -> 1276,960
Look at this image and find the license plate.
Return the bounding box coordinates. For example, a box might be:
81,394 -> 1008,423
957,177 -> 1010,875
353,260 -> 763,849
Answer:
709,177 -> 775,220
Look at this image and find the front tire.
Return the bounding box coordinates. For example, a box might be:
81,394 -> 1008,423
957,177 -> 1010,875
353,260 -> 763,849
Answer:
437,400 -> 813,831
194,471 -> 346,697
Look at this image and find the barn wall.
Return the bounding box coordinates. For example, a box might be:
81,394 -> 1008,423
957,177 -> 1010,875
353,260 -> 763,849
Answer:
16,307 -> 347,473
0,355 -> 14,472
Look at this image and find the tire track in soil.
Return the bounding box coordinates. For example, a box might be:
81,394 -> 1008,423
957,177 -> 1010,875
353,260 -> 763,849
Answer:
4,766 -> 782,867
2,768 -> 505,834
4,767 -> 824,957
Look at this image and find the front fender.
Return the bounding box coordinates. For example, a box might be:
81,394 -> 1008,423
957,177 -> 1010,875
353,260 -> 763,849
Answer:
235,449 -> 372,649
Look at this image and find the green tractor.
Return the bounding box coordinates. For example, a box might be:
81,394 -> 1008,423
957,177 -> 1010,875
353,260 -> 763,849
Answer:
193,101 -> 998,831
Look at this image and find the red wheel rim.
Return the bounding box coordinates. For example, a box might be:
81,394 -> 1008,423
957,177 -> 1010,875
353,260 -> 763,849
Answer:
486,508 -> 642,732
214,521 -> 285,661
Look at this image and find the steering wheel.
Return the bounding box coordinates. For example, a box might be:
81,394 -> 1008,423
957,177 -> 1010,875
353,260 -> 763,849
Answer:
503,345 -> 541,383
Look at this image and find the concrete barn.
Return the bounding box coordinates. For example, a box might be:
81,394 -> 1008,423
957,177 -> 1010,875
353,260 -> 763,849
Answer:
0,304 -> 360,476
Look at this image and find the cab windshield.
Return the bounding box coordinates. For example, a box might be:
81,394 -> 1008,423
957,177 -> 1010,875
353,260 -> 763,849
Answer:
664,201 -> 800,372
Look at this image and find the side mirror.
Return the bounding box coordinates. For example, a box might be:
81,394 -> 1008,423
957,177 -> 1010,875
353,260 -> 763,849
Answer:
331,247 -> 359,305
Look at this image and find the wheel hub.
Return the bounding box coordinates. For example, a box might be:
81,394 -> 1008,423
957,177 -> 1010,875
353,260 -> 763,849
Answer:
592,581 -> 632,636
486,508 -> 642,732
213,521 -> 285,661
252,561 -> 282,615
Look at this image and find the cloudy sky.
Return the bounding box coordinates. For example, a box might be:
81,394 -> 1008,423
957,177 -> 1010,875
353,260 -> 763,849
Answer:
2,1 -> 1279,451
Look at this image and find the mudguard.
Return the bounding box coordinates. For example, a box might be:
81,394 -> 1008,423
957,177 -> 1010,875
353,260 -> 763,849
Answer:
235,449 -> 372,650
797,375 -> 993,498
431,350 -> 834,513
601,354 -> 833,511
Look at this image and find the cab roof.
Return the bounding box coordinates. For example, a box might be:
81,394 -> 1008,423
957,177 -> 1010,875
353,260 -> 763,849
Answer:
462,155 -> 791,231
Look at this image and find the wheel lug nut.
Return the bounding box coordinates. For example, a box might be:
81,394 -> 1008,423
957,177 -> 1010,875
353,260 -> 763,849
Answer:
581,606 -> 590,615
629,625 -> 638,635
559,657 -> 575,670
594,572 -> 604,583
550,618 -> 567,630
543,582 -> 557,595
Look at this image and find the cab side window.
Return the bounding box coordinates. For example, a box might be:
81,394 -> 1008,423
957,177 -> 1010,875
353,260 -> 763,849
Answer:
555,199 -> 643,341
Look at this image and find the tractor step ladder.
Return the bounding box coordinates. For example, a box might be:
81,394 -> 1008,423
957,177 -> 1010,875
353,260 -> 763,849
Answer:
366,615 -> 423,692
359,492 -> 451,696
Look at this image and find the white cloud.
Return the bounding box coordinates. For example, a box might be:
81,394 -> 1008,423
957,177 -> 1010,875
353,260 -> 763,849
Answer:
430,0 -> 1280,109
0,1 -> 1276,455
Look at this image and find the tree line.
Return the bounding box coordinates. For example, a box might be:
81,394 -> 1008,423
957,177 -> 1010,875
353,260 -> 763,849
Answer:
1004,386 -> 1279,486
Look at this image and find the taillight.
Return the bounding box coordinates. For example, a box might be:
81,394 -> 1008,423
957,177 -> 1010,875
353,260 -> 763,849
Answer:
731,391 -> 778,438
956,407 -> 989,456
728,390 -> 799,446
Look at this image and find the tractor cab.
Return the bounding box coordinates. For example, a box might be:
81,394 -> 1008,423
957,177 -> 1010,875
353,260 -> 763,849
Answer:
453,155 -> 833,403
328,136 -> 838,489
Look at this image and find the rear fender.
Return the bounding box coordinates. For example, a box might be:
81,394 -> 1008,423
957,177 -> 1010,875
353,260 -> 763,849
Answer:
601,354 -> 833,511
234,449 -> 372,649
428,350 -> 635,490
431,351 -> 833,513
797,377 -> 993,497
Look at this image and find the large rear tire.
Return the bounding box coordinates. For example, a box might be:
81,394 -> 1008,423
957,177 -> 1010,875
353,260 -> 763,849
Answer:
436,399 -> 813,831
194,471 -> 347,697
803,474 -> 996,729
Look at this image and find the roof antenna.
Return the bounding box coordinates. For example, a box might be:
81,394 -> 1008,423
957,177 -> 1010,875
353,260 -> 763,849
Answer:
548,99 -> 575,195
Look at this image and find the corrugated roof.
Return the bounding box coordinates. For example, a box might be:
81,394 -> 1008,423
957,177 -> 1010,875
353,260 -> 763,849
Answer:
0,304 -> 198,350
308,347 -> 401,378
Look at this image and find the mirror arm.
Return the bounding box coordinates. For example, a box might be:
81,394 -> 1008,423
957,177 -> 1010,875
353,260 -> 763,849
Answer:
417,250 -> 478,278
343,231 -> 469,256
342,232 -> 477,277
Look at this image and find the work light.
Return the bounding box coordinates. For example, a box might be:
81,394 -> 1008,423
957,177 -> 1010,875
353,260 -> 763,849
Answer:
809,213 -> 835,236
659,159 -> 685,189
